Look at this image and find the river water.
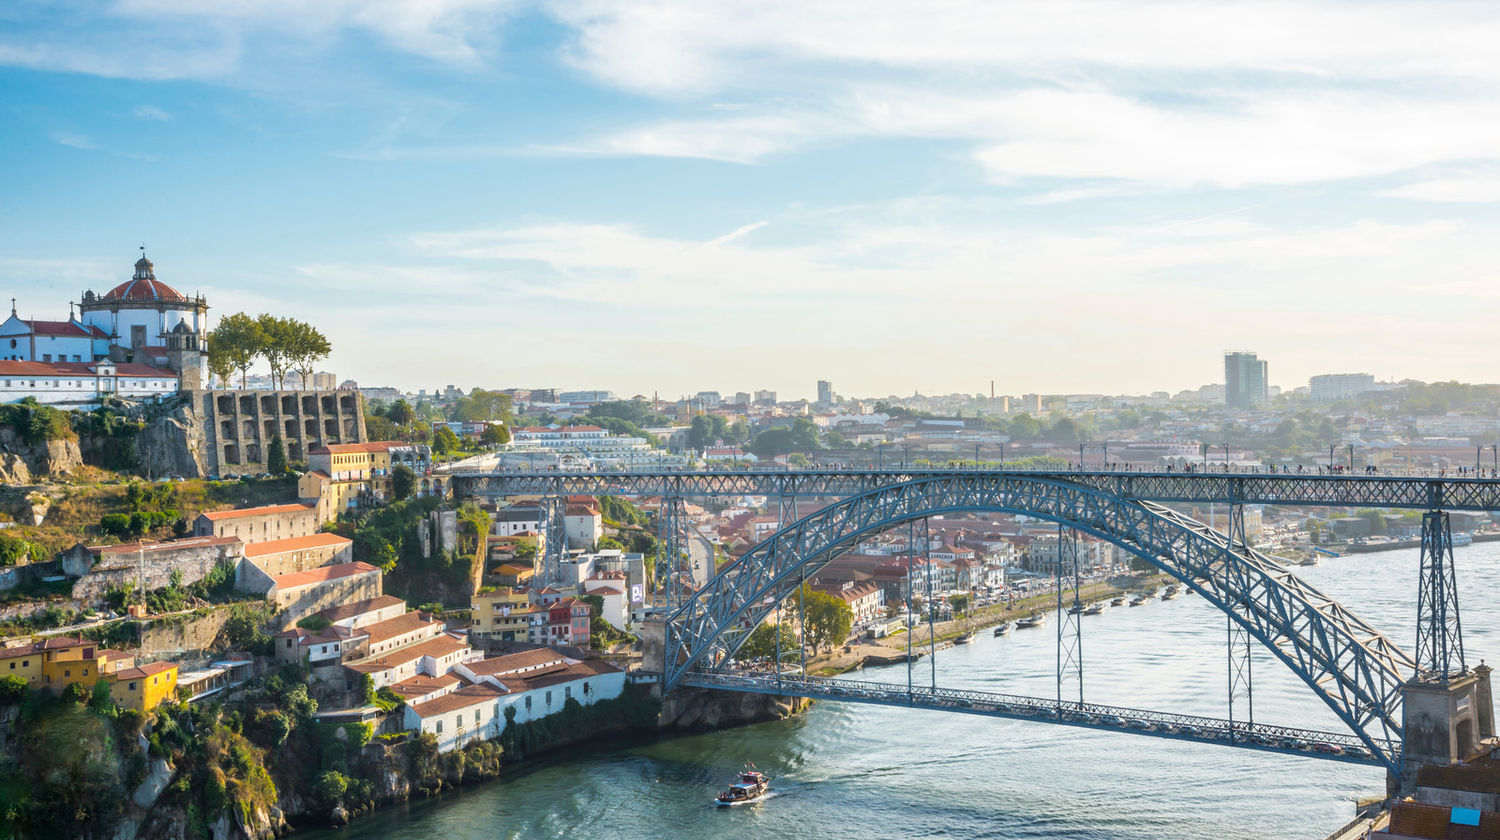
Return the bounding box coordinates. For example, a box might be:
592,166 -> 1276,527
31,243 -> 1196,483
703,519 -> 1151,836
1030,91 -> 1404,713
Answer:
309,541 -> 1500,840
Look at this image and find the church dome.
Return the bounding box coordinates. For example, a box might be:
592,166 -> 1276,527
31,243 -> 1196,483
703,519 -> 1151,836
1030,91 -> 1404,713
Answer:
102,254 -> 189,303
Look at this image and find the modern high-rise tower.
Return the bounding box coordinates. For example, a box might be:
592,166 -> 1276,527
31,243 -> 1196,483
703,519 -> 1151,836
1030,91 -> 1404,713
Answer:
816,380 -> 833,404
1224,351 -> 1269,409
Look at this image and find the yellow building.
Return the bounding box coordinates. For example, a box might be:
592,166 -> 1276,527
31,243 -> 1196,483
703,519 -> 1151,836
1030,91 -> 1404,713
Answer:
470,587 -> 544,642
0,643 -> 44,687
38,636 -> 111,689
107,661 -> 179,712
491,562 -> 535,588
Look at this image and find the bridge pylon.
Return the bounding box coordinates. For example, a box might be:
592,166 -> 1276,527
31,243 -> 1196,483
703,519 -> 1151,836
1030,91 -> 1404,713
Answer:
538,495 -> 565,587
1399,509 -> 1490,792
1056,524 -> 1083,706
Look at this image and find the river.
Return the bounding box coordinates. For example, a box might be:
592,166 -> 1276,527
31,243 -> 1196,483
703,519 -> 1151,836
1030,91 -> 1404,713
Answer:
308,540 -> 1500,840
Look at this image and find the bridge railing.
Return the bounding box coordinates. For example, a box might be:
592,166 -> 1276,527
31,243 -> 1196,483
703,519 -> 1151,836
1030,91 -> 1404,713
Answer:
684,671 -> 1395,767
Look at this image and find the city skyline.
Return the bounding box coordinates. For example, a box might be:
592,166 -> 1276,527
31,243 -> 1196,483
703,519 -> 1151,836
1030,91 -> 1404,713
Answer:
4,2 -> 1500,395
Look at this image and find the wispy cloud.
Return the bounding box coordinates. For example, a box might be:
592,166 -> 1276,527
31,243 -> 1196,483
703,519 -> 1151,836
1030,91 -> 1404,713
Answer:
51,132 -> 95,150
1380,178 -> 1500,203
133,105 -> 173,121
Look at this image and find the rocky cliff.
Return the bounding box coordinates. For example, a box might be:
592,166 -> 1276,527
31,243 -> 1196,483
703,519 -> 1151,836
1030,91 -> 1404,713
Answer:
657,685 -> 811,730
0,426 -> 82,481
133,400 -> 206,479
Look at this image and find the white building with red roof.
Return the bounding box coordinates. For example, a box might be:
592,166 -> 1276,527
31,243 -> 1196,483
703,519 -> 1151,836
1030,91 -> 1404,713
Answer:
0,251 -> 207,404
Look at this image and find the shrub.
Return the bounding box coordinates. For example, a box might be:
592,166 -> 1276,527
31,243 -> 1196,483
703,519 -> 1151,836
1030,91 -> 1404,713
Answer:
0,675 -> 28,705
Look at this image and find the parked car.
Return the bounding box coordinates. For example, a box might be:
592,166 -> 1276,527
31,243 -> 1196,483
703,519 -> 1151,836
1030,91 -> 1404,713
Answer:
1311,742 -> 1344,755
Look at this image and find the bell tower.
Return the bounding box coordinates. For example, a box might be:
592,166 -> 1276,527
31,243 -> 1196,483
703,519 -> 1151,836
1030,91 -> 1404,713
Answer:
164,318 -> 203,391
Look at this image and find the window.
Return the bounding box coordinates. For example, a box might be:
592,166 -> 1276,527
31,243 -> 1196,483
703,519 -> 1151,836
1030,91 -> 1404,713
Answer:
474,709 -> 480,724
64,669 -> 71,678
545,690 -> 552,706
524,696 -> 532,711
129,682 -> 137,691
436,720 -> 443,734
564,686 -> 571,700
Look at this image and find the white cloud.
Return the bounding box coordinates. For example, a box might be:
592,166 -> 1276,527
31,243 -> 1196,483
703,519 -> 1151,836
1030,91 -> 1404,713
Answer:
1380,178 -> 1500,203
133,105 -> 173,121
51,133 -> 95,149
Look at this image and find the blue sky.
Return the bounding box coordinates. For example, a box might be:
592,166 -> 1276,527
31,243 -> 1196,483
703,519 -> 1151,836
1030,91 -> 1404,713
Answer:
4,1 -> 1500,400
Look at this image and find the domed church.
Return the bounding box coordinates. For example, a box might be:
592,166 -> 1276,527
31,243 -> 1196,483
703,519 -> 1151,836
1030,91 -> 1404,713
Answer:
80,250 -> 208,365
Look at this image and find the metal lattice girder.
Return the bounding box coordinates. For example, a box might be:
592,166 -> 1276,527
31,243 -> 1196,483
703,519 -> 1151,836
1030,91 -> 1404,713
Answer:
682,671 -> 1395,768
539,496 -> 565,587
1415,510 -> 1467,682
452,468 -> 1500,511
1056,524 -> 1083,706
662,474 -> 1415,773
657,497 -> 693,612
1225,503 -> 1254,735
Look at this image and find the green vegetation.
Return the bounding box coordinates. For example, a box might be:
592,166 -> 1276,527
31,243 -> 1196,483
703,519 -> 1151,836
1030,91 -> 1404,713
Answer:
0,397 -> 75,444
71,406 -> 145,471
0,532 -> 42,567
794,584 -> 853,654
207,311 -> 330,390
497,684 -> 660,758
739,622 -> 799,663
391,464 -> 416,501
267,431 -> 288,475
332,496 -> 480,606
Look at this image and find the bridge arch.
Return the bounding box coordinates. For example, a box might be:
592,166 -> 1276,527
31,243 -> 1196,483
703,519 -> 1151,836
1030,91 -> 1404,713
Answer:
665,474 -> 1414,768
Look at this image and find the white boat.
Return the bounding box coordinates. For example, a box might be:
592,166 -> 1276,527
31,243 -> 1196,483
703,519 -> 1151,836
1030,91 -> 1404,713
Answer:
715,764 -> 771,807
1453,533 -> 1474,547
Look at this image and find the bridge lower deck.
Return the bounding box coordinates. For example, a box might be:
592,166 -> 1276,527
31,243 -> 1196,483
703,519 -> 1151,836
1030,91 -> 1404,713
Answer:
681,671 -> 1393,768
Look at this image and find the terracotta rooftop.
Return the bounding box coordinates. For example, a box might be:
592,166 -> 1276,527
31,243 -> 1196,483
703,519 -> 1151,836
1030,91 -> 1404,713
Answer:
318,595 -> 406,623
346,634 -> 469,674
271,561 -> 380,590
362,611 -> 441,645
465,649 -> 569,676
200,503 -> 315,522
0,360 -> 178,377
243,532 -> 352,557
409,684 -> 505,719
388,672 -> 463,699
112,661 -> 178,680
93,535 -> 240,556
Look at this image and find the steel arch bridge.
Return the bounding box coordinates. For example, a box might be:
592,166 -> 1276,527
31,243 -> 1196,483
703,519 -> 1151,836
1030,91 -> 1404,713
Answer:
661,473 -> 1417,772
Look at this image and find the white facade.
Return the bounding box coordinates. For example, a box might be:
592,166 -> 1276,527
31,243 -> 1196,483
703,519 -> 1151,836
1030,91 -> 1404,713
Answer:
564,508 -> 602,550
0,360 -> 178,406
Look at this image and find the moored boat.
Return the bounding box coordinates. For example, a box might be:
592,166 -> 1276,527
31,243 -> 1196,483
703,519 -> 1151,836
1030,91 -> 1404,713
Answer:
1083,602 -> 1105,615
1129,594 -> 1149,606
1017,613 -> 1046,629
954,632 -> 975,645
715,764 -> 772,807
994,622 -> 1013,636
1111,596 -> 1126,607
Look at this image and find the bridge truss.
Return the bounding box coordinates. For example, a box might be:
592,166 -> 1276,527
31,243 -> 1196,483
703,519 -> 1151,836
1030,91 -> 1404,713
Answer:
682,672 -> 1391,767
451,467 -> 1500,510
659,474 -> 1418,772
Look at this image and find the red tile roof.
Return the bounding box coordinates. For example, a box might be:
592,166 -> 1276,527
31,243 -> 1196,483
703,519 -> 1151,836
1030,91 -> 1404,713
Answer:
112,661 -> 178,680
93,536 -> 240,556
242,532 -> 352,557
23,319 -> 108,338
0,360 -> 177,377
309,441 -> 409,455
201,503 -> 316,521
318,595 -> 406,623
271,561 -> 380,590
362,611 -> 441,645
347,634 -> 469,674
103,276 -> 188,303
409,684 -> 504,718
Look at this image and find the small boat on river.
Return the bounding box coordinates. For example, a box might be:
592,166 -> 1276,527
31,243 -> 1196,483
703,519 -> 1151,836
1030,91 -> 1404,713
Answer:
1083,603 -> 1106,616
1017,613 -> 1046,629
994,622 -> 1013,636
953,632 -> 975,645
1129,594 -> 1150,607
1110,596 -> 1126,607
715,764 -> 772,807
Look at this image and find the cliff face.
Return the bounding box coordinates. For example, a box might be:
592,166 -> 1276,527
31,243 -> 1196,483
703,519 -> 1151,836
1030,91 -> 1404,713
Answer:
657,685 -> 811,730
133,401 -> 206,478
0,426 -> 82,480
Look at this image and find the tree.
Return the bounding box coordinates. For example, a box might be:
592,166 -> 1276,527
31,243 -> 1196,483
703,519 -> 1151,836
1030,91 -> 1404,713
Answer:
480,424 -> 511,445
366,415 -> 400,441
391,465 -> 416,502
688,414 -> 714,449
796,584 -> 853,653
267,431 -> 288,474
432,425 -> 461,456
388,399 -> 416,426
1009,413 -> 1042,440
285,319 -> 332,389
208,312 -> 265,389
740,622 -> 799,663
748,428 -> 794,459
451,389 -> 513,423
948,593 -> 971,617
790,417 -> 821,450
256,314 -> 295,388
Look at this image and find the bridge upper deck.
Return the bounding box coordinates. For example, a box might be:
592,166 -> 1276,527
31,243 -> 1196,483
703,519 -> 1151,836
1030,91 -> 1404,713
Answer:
449,466 -> 1500,511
